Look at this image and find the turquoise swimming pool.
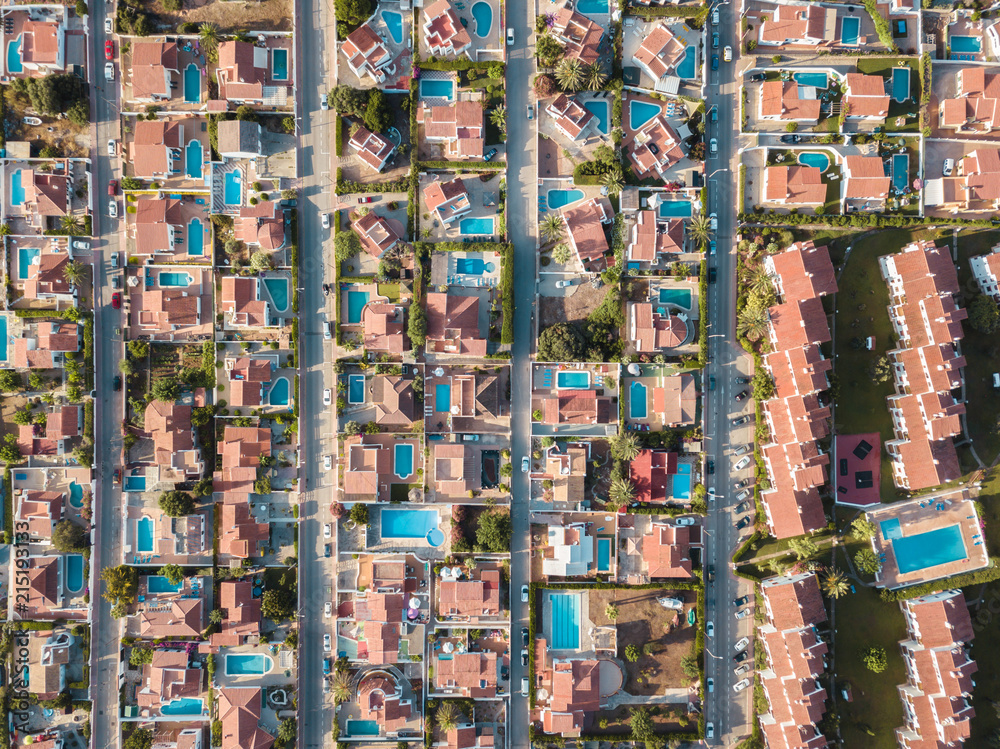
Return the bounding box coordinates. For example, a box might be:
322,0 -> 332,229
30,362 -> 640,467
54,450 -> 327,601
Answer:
383,11 -> 404,44
7,37 -> 22,75
672,462 -> 692,500
381,508 -> 443,546
675,46 -> 697,80
892,153 -> 909,192
185,140 -> 202,179
658,288 -> 692,307
11,170 -> 25,207
66,554 -> 84,593
0,315 -> 7,363
841,15 -> 860,45
471,1 -> 493,38
435,383 -> 451,412
420,78 -> 455,100
583,100 -> 610,134
124,475 -> 147,492
794,71 -> 827,89
578,0 -> 609,12
69,481 -> 83,508
18,247 -> 39,279
161,698 -> 205,716
658,200 -> 691,218
557,370 -> 590,389
345,720 -> 380,737
159,272 -> 192,287
224,171 -> 242,205
888,524 -> 967,574
348,374 -> 366,404
456,257 -> 494,275
272,48 -> 289,80
547,189 -> 585,209
184,64 -> 200,103
147,575 -> 182,593
549,592 -> 581,650
226,654 -> 274,676
394,443 -> 414,479
459,217 -> 495,235
188,217 -> 205,256
137,516 -> 154,553
951,35 -> 981,53
891,66 -> 910,103
347,291 -> 369,323
798,152 -> 830,172
629,100 -> 662,130
597,537 -> 612,571
629,380 -> 648,420
268,377 -> 290,406
264,278 -> 289,312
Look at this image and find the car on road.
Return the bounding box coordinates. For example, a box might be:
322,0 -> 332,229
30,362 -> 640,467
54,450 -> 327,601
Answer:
323,388 -> 332,406
522,627 -> 529,647
734,455 -> 752,471
736,607 -> 751,620
325,544 -> 332,558
712,7 -> 720,24
113,375 -> 122,391
735,637 -> 749,652
749,72 -> 766,81
709,138 -> 718,156
707,565 -> 715,582
521,649 -> 528,667
521,677 -> 529,696
507,28 -> 514,45
733,650 -> 748,664
735,516 -> 752,530
734,663 -> 750,676
734,444 -> 751,456
357,196 -> 373,204
735,376 -> 749,384
108,199 -> 118,218
321,96 -> 329,111
105,17 -> 113,33
733,478 -> 751,490
521,584 -> 529,603
105,40 -> 114,60
485,148 -> 498,162
324,523 -> 332,539
943,158 -> 954,176
780,134 -> 801,143
675,517 -> 696,526
706,723 -> 714,739
323,634 -> 332,652
521,456 -> 530,473
733,678 -> 751,693
111,292 -> 121,309
731,414 -> 751,426
709,213 -> 718,231
321,213 -> 330,229
723,45 -> 732,62
324,601 -> 333,618
107,139 -> 116,157
108,179 -> 117,196
708,375 -> 715,390
733,595 -> 749,607
711,54 -> 719,71
323,455 -> 332,471
323,658 -> 331,675
712,32 -> 719,48
735,389 -> 749,401
500,665 -> 509,681
707,487 -> 716,499
112,251 -> 121,269
734,500 -> 750,514
706,677 -> 714,693
706,459 -> 715,475
706,621 -> 714,637
709,239 -> 716,255
708,266 -> 717,283
105,62 -> 114,81
113,468 -> 122,484
710,106 -> 718,122
526,105 -> 533,120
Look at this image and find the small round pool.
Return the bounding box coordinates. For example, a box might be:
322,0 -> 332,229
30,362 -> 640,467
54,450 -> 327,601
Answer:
798,152 -> 830,172
471,1 -> 493,38
427,528 -> 445,547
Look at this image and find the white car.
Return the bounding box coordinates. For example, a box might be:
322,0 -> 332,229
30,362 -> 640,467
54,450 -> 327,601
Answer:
706,677 -> 714,693
723,45 -> 732,62
506,28 -> 514,46
733,678 -> 750,693
323,388 -> 332,406
323,634 -> 332,652
943,158 -> 954,176
521,677 -> 529,696
72,241 -> 90,251
108,200 -> 118,218
736,608 -> 750,620
104,17 -> 113,33
709,138 -> 718,156
735,636 -> 749,652
521,456 -> 530,473
526,105 -> 533,120
107,139 -> 116,157
555,279 -> 573,288
706,621 -> 714,638
324,601 -> 333,618
706,723 -> 714,740
321,96 -> 329,111
734,663 -> 750,676
324,523 -> 332,539
734,455 -> 751,471
104,62 -> 115,81
321,213 -> 331,230
675,517 -> 696,526
709,212 -> 718,231
521,584 -> 529,603
324,455 -> 332,471
712,7 -> 720,24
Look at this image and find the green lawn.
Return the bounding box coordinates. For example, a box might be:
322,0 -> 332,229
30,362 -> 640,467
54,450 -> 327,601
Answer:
833,585 -> 909,748
855,58 -> 920,132
822,167 -> 842,215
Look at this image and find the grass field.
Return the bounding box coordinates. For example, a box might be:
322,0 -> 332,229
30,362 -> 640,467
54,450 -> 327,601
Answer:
968,470 -> 1000,744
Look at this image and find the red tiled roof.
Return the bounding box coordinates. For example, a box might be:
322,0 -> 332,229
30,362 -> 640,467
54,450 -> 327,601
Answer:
764,166 -> 826,206
760,81 -> 821,121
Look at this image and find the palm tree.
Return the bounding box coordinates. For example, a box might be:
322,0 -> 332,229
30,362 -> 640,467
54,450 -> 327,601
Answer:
744,265 -> 775,297
821,568 -> 850,599
331,671 -> 352,704
601,164 -> 624,198
60,215 -> 83,234
767,557 -> 788,576
489,105 -> 507,133
609,476 -> 635,506
199,22 -> 220,50
610,431 -> 641,461
540,213 -> 565,244
554,58 -> 583,91
737,303 -> 770,342
62,260 -> 86,287
688,215 -> 712,246
587,62 -> 608,91
436,702 -> 461,733
789,537 -> 818,561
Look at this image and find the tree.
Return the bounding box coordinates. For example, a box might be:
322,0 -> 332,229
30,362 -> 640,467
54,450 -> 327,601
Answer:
688,215 -> 712,245
601,164 -> 624,198
737,303 -> 769,342
586,62 -> 608,91
537,322 -> 584,361
630,707 -> 656,745
335,230 -> 363,265
250,251 -> 273,271
331,670 -> 352,704
861,645 -> 887,673
330,84 -> 369,117
534,73 -> 557,98
851,516 -> 877,541
540,213 -> 565,244
535,34 -> 564,67
129,646 -> 154,666
0,370 -> 21,392
789,537 -> 818,560
785,121 -> 798,133
151,378 -> 181,402
62,260 -> 86,287
128,340 -> 149,360
364,89 -> 393,133
198,22 -> 219,49
476,509 -> 512,552
67,99 -> 90,127
821,568 -> 850,599
854,547 -> 881,575
550,244 -> 572,264
349,503 -> 369,526
489,105 -> 507,134
101,564 -> 138,604
343,420 -> 362,436
158,490 -> 195,517
610,431 -> 641,461
554,58 -> 583,90
124,728 -> 153,749
334,0 -> 372,26
609,476 -> 635,506
52,520 -> 89,553
624,644 -> 640,662
209,608 -> 224,624
743,265 -> 774,297
867,355 -> 892,384
436,702 -> 461,732
605,603 -> 619,620
751,368 -> 775,401
261,588 -> 295,621
60,215 -> 83,234
968,294 -> 1000,334
11,408 -> 33,426
192,477 -> 214,497
118,359 -> 135,376
408,304 -> 427,348
159,564 -> 185,586
277,718 -> 296,744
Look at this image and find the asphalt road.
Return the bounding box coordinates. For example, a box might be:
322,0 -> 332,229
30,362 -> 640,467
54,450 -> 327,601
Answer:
702,1 -> 755,744
90,2 -> 126,748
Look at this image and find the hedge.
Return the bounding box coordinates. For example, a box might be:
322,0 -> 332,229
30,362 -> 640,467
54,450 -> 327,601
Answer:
698,259 -> 708,367
289,208 -> 299,314
863,0 -> 897,50
419,160 -> 506,170
408,78 -> 419,238
334,115 -> 343,156
733,531 -> 762,564
499,244 -> 514,344
417,59 -> 504,72
882,558 -> 1000,600
14,308 -> 79,319
626,504 -> 706,517
625,4 -> 705,17
82,317 -> 94,390
414,241 -> 511,254
336,173 -> 410,194
741,212 -> 1000,228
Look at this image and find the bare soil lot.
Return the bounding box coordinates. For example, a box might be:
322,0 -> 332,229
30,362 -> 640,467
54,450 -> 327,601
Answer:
142,0 -> 293,33
539,283 -> 609,328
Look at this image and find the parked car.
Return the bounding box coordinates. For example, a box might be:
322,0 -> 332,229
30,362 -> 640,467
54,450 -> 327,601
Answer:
735,389 -> 749,401
780,134 -> 801,143
734,444 -> 751,456
108,179 -> 117,196
112,251 -> 121,269
521,649 -> 528,667
357,196 -> 373,204
943,158 -> 954,176
706,621 -> 714,638
733,478 -> 751,490
323,658 -> 331,674
521,677 -> 529,696
555,279 -> 575,288
709,375 -> 716,390
322,283 -> 331,296
733,595 -> 749,607
113,468 -> 121,484
521,584 -> 529,602
105,40 -> 114,60
323,455 -> 332,471
709,213 -> 718,231
521,456 -> 530,473
731,414 -> 751,426
104,62 -> 114,81
324,544 -> 332,558
108,199 -> 118,218
320,96 -> 329,111
522,627 -> 529,647
706,565 -> 715,582
706,723 -> 714,740
526,105 -> 533,120
500,665 -> 509,681
733,678 -> 751,693
323,322 -> 332,341
712,7 -> 720,24
735,607 -> 751,620
324,523 -> 332,539
749,72 -> 766,81
735,637 -> 749,652
723,45 -> 732,62
112,275 -> 122,290
734,501 -> 750,514
710,106 -> 718,122
507,28 -> 514,45
706,677 -> 714,693
72,240 -> 90,250
734,455 -> 752,471
111,292 -> 121,309
324,601 -> 333,618
736,488 -> 752,502
712,32 -> 720,48
709,239 -> 717,255
484,148 -> 499,162
675,517 -> 696,526
323,388 -> 332,406
735,516 -> 752,530
105,17 -> 113,33
711,55 -> 719,71
113,375 -> 122,391
710,138 -> 718,156
107,139 -> 116,157
735,376 -> 750,384
321,212 -> 330,229
733,651 -> 748,664
706,459 -> 715,475
734,664 -> 750,676
323,634 -> 332,652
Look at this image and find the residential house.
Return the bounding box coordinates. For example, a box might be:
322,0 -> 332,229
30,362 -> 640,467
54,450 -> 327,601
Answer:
641,521 -> 693,578
422,0 -> 472,57
426,292 -> 487,356
371,375 -> 416,427
438,569 -> 501,619
541,390 -> 614,427
20,247 -> 72,304
211,580 -> 262,647
843,73 -> 890,120
26,629 -> 71,699
217,119 -> 262,158
10,321 -> 80,369
140,597 -> 204,639
218,498 -> 269,559
424,177 -> 472,224
21,169 -> 69,222
420,101 -> 484,159
844,155 -> 891,207
20,555 -> 62,620
540,443 -> 588,506
136,651 -> 203,717
352,211 -> 402,259
362,303 -> 406,354
342,23 -> 393,84
939,67 -> 1000,132
756,5 -> 838,47
763,165 -> 826,207
627,116 -> 686,181
632,25 -> 687,90
131,120 -> 183,179
549,7 -> 603,65
644,373 -> 696,427
629,303 -> 690,352
21,20 -> 65,74
539,659 -> 602,736
562,198 -> 613,272
144,401 -> 204,479
356,673 -> 413,736
348,126 -> 397,172
546,94 -> 596,141
433,443 -> 478,496
543,522 -> 594,577
129,41 -> 179,102
17,404 -> 81,457
16,491 -> 64,542
234,201 -> 285,252
970,243 -> 1000,300
216,41 -> 268,104
629,449 -> 677,504
434,651 -> 497,698
759,81 -> 821,123
129,197 -> 186,256
627,210 -> 685,266
217,688 -> 275,749
221,276 -> 273,328
957,149 -> 1000,211
344,436 -> 394,501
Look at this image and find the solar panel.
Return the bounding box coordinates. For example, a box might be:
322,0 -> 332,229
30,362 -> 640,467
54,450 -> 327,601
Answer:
855,470 -> 873,489
853,440 -> 873,460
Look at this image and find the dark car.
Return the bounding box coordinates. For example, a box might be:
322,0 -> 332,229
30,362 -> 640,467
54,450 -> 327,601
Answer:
111,292 -> 121,309
733,478 -> 751,490
733,650 -> 748,664
113,468 -> 122,484
709,375 -> 716,391
324,544 -> 332,558
732,415 -> 751,426
735,389 -> 750,402
357,196 -> 373,204
711,55 -> 719,71
521,650 -> 528,667
707,565 -> 715,583
113,375 -> 122,391
735,516 -> 752,530
484,148 -> 499,162
706,459 -> 715,475
735,376 -> 750,384
749,72 -> 766,81
522,627 -> 529,647
712,32 -> 720,49
500,665 -> 509,681
708,267 -> 717,284
780,134 -> 801,143
733,595 -> 750,607
734,500 -> 750,514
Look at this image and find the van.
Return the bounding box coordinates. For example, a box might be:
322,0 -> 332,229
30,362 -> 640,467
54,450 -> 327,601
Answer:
521,677 -> 529,696
993,372 -> 1000,389
323,323 -> 332,341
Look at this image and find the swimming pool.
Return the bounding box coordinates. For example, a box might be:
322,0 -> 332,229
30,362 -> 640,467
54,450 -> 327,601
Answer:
672,462 -> 692,500
393,443 -> 414,479
0,315 -> 7,363
160,698 -> 205,716
146,575 -> 182,593
224,171 -> 242,205
798,152 -> 830,172
18,247 -> 39,279
549,592 -> 581,650
124,476 -> 147,492
583,100 -> 610,134
420,78 -> 455,101
471,1 -> 493,38
951,35 -> 981,53
348,374 -> 366,404
578,0 -> 609,12
185,141 -> 202,179
629,380 -> 648,420
345,720 -> 380,737
188,217 -> 205,256
183,64 -> 200,104
547,189 -> 585,209
159,272 -> 192,287
891,66 -> 910,102
557,370 -> 590,389
346,290 -> 370,324
793,71 -> 827,89
381,508 -> 443,546
675,46 -> 697,80
596,537 -> 612,571
69,481 -> 83,508
840,16 -> 861,45
271,48 -> 289,81
383,10 -> 404,44
890,524 -> 967,574
66,554 -> 84,593
658,200 -> 691,218
435,383 -> 452,412
658,288 -> 692,307
892,153 -> 909,192
629,100 -> 662,131
264,278 -> 290,312
459,217 -> 495,235
11,170 -> 25,207
7,37 -> 22,75
456,257 -> 495,275
268,377 -> 290,406
226,654 -> 274,676
137,516 -> 154,553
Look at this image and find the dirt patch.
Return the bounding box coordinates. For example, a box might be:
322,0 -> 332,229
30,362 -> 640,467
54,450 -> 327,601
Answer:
3,95 -> 90,158
149,343 -> 205,385
539,283 -> 609,328
142,0 -> 293,33
589,587 -> 698,695
587,704 -> 690,736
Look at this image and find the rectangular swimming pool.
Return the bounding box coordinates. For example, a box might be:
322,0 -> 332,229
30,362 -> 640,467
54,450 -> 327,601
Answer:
672,462 -> 692,500
435,383 -> 452,412
224,171 -> 242,205
557,370 -> 590,389
596,538 -> 612,572
629,380 -> 648,420
891,524 -> 967,574
124,476 -> 147,492
226,653 -> 273,676
459,217 -> 495,235
658,288 -> 692,307
892,153 -> 909,192
793,71 -> 827,89
549,592 -> 581,650
158,272 -> 191,287
348,374 -> 365,404
381,508 -> 437,538
547,188 -> 584,209
891,66 -> 910,103
160,698 -> 205,716
393,443 -> 414,479
951,35 -> 981,53
346,291 -> 370,324
147,575 -> 183,593
420,78 -> 455,100
183,64 -> 200,103
658,200 -> 691,218
345,720 -> 380,737
18,247 -> 39,280
137,516 -> 154,553
271,48 -> 289,80
841,15 -> 861,45
66,554 -> 84,593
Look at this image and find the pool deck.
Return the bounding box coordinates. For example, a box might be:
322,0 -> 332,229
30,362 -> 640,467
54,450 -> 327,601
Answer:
125,194 -> 214,264
126,265 -> 215,342
336,8 -> 414,91
418,172 -> 503,242
123,117 -> 213,194
214,644 -> 296,690
424,364 -> 512,435
621,365 -> 700,433
429,249 -> 502,290
530,363 -> 621,437
867,491 -> 989,590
